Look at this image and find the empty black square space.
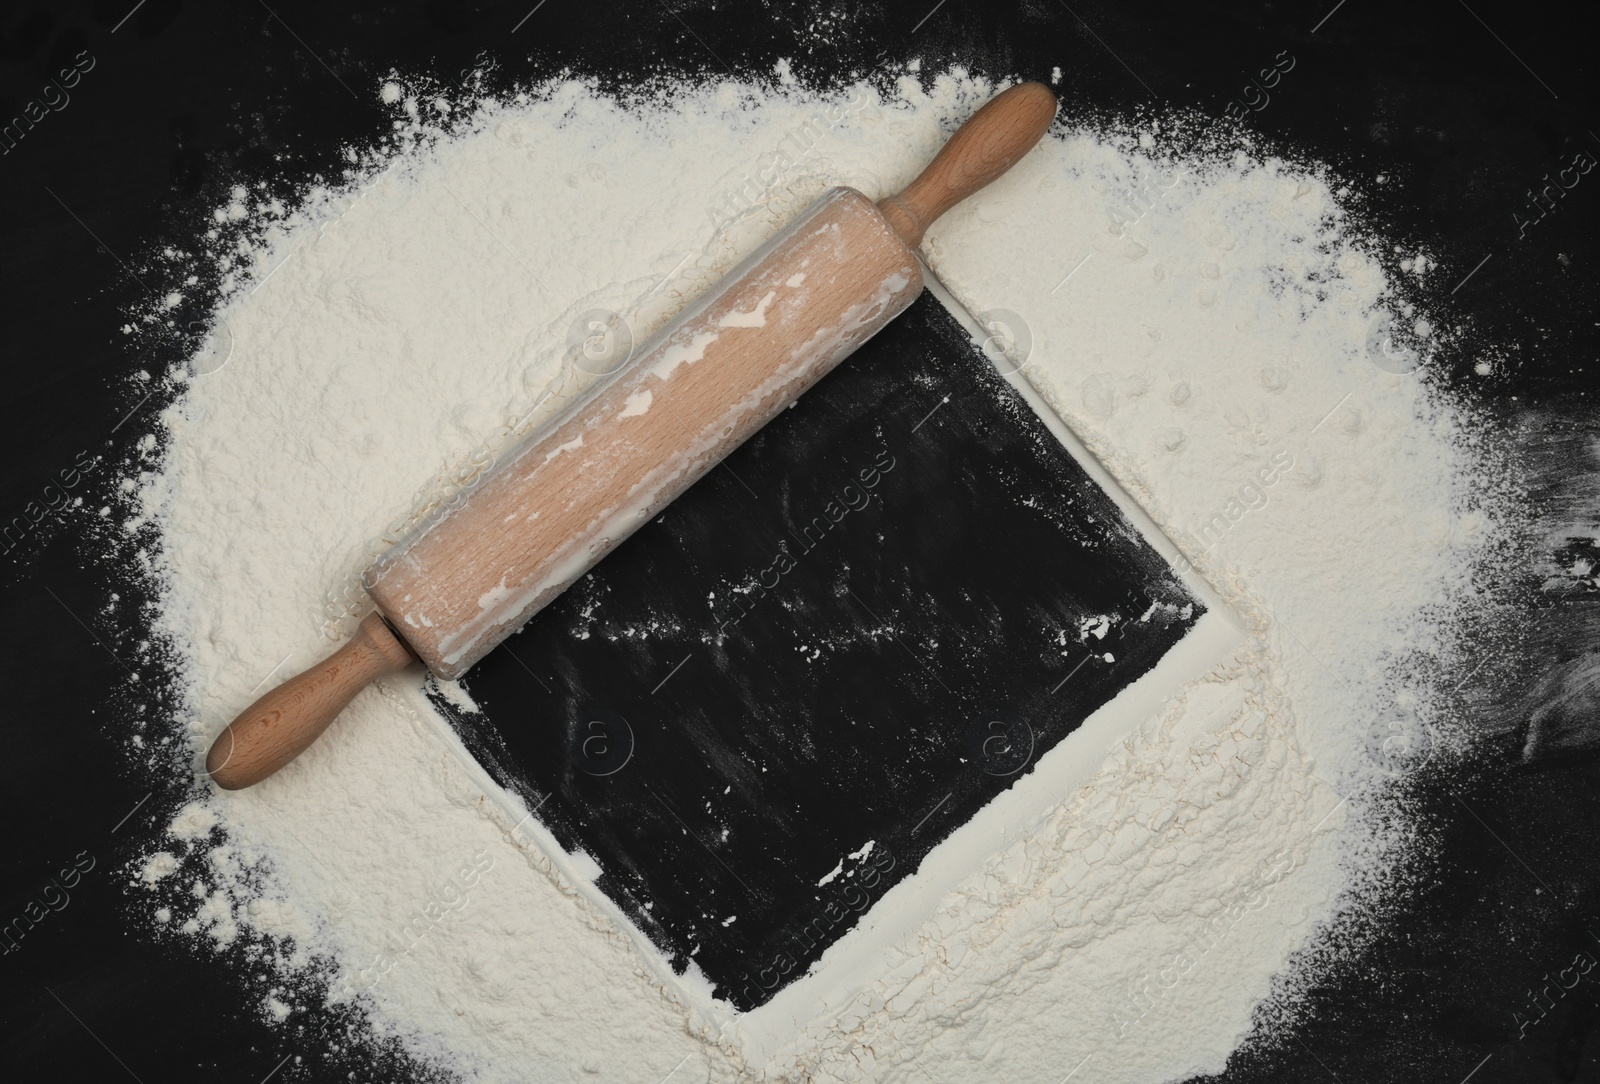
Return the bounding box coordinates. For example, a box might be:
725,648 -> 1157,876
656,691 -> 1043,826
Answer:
435,291 -> 1203,1011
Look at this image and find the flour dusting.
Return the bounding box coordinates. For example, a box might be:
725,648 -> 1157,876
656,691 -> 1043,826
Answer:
118,67 -> 1513,1083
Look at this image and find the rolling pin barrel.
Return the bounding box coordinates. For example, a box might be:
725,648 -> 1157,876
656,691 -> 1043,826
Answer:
207,80 -> 1059,789
366,186 -> 924,679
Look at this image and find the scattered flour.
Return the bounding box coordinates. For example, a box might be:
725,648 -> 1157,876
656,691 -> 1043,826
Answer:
619,388 -> 654,418
168,800 -> 217,840
140,852 -> 178,884
124,68 -> 1509,1083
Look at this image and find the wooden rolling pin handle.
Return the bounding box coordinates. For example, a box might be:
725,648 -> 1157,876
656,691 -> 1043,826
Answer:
206,614 -> 415,790
877,80 -> 1058,250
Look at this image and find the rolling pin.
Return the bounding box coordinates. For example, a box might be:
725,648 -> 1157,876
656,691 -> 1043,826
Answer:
207,81 -> 1058,789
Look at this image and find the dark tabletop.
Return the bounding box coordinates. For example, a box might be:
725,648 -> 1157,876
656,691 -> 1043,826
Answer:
1,3 -> 1596,1082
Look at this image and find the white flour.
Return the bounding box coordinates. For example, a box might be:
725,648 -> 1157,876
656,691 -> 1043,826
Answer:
124,66 -> 1511,1082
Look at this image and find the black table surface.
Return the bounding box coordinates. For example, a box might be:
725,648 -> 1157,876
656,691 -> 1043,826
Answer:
2,3 -> 1597,1083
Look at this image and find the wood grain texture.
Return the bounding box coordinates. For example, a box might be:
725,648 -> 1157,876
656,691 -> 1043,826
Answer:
876,81 -> 1058,249
206,614 -> 414,789
367,188 -> 924,677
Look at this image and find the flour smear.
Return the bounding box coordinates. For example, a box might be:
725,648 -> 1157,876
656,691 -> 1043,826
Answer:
114,65 -> 1517,1083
